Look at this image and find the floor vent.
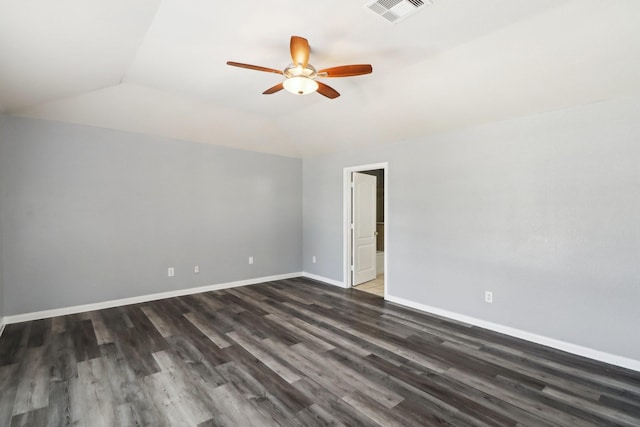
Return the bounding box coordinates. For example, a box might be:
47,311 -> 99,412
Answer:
366,0 -> 433,23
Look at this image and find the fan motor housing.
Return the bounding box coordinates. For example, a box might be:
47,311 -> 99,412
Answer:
284,63 -> 317,79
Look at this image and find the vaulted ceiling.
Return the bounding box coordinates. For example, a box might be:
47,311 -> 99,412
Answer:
1,0 -> 639,157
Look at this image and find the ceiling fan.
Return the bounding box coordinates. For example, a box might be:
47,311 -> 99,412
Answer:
227,36 -> 372,99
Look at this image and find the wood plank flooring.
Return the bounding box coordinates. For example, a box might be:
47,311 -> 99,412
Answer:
1,277 -> 640,426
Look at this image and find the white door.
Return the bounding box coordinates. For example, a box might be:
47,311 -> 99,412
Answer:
352,172 -> 377,285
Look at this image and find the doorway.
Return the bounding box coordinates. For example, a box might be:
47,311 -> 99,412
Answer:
343,163 -> 388,298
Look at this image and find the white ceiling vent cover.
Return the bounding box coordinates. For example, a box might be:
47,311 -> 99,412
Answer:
366,0 -> 433,23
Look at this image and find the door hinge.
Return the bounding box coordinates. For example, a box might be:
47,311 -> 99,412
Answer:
350,265 -> 354,271
350,223 -> 354,230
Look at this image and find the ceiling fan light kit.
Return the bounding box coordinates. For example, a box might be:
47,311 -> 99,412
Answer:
227,36 -> 372,99
283,63 -> 319,95
283,75 -> 319,95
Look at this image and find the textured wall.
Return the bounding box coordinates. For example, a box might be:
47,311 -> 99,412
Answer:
303,97 -> 640,360
0,115 -> 4,322
0,116 -> 302,315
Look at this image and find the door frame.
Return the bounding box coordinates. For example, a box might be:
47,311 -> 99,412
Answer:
343,162 -> 388,298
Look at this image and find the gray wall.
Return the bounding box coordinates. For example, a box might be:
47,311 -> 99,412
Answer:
303,97 -> 640,361
0,116 -> 302,315
0,115 -> 4,322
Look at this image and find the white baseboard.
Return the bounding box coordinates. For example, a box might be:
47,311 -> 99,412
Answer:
3,272 -> 303,325
301,272 -> 347,288
386,294 -> 640,373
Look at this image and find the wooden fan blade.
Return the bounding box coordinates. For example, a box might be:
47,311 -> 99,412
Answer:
226,61 -> 283,75
263,83 -> 284,95
290,36 -> 310,68
318,64 -> 373,77
316,81 -> 340,99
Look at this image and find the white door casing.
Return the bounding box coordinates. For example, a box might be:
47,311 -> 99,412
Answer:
352,172 -> 377,285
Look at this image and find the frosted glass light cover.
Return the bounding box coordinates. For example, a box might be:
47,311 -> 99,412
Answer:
283,76 -> 319,95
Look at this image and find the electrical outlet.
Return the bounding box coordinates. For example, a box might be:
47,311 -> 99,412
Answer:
249,256 -> 254,265
168,267 -> 175,277
194,265 -> 199,274
485,291 -> 493,303
312,256 -> 316,264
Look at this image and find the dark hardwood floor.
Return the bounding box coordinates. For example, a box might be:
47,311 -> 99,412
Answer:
1,277 -> 639,426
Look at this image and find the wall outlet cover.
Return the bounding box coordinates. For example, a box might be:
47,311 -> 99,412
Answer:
485,291 -> 493,303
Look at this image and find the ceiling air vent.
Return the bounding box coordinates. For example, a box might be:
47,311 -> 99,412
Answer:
366,0 -> 433,23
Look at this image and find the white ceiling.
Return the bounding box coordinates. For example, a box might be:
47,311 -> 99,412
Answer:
1,0 -> 639,158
